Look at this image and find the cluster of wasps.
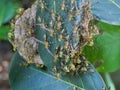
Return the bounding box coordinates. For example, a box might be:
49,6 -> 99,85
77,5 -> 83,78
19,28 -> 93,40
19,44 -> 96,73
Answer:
8,0 -> 99,77
8,8 -> 25,51
37,0 -> 99,77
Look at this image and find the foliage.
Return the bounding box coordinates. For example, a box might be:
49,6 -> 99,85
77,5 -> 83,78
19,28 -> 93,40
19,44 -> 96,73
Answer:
84,22 -> 120,72
0,26 -> 10,40
104,73 -> 116,90
83,0 -> 120,72
8,0 -> 120,90
9,52 -> 106,90
0,0 -> 19,40
9,0 -> 107,90
92,0 -> 120,25
0,0 -> 19,26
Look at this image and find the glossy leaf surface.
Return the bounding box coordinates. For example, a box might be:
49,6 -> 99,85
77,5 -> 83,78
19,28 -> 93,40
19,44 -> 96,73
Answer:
84,22 -> 120,72
9,52 -> 107,90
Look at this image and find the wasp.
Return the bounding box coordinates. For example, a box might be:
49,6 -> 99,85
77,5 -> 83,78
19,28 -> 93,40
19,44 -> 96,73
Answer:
57,15 -> 62,21
60,0 -> 65,11
75,11 -> 79,16
69,63 -> 76,71
65,55 -> 69,63
64,41 -> 69,49
59,51 -> 63,57
44,41 -> 49,49
61,3 -> 65,11
71,0 -> 75,4
50,29 -> 54,37
81,67 -> 87,72
40,1 -> 45,9
68,14 -> 73,21
56,73 -> 60,79
38,16 -> 41,22
17,8 -> 24,14
58,34 -> 63,42
54,54 -> 58,62
56,21 -> 62,30
49,20 -> 53,28
51,11 -> 56,21
76,59 -> 81,64
63,66 -> 70,72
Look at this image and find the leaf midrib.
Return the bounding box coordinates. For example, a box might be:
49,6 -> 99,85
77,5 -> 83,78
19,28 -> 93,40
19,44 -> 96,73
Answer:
29,67 -> 85,90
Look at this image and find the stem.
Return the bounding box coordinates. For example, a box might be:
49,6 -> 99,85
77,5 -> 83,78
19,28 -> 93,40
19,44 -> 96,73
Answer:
104,73 -> 116,90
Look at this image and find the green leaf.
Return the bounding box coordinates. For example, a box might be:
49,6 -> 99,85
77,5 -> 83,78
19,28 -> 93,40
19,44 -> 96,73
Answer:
0,0 -> 19,26
36,0 -> 75,69
92,0 -> 120,25
0,26 -> 10,40
84,22 -> 120,72
9,52 -> 107,90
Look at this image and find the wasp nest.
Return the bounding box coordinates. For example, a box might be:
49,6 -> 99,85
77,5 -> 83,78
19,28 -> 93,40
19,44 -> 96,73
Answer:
9,4 -> 44,65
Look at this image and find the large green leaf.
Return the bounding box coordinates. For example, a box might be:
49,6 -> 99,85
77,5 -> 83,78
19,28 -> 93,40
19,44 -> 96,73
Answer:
36,0 -> 81,69
84,22 -> 120,72
0,0 -> 19,26
92,0 -> 120,25
0,25 -> 10,40
9,52 -> 107,90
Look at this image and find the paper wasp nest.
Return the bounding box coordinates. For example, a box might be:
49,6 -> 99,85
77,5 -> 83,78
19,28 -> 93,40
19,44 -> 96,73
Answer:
13,4 -> 43,65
